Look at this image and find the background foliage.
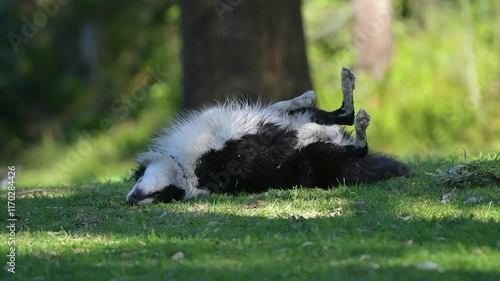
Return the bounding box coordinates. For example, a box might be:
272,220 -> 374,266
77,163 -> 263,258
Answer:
1,0 -> 499,186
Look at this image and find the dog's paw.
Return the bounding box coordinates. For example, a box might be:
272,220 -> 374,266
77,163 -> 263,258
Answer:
354,108 -> 370,132
296,90 -> 316,107
341,67 -> 356,92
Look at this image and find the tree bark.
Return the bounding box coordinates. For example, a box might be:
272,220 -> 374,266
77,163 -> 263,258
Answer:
179,0 -> 312,109
352,0 -> 393,80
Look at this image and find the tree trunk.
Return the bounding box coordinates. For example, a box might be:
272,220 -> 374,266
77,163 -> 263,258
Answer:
179,0 -> 312,109
352,0 -> 393,80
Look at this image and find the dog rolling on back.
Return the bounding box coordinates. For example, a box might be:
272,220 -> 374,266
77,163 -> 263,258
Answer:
126,68 -> 411,205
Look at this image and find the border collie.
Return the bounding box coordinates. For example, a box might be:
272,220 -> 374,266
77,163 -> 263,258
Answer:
126,67 -> 411,205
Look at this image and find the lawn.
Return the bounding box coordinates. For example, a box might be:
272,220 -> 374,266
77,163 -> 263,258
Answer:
1,158 -> 499,281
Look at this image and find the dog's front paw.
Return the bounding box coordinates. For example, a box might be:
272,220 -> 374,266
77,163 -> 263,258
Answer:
296,90 -> 316,107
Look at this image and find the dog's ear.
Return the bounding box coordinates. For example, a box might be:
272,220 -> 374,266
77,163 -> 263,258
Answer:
158,184 -> 186,203
131,165 -> 146,181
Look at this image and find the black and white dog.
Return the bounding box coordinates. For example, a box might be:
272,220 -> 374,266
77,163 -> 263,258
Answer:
126,68 -> 411,205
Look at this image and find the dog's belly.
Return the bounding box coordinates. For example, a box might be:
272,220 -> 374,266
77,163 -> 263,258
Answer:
194,123 -> 304,193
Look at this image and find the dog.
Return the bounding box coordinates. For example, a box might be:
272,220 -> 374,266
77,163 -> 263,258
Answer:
126,67 -> 411,205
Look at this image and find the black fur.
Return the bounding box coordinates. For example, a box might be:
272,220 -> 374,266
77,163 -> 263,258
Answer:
157,185 -> 186,203
194,120 -> 410,195
291,105 -> 355,126
195,123 -> 300,193
131,165 -> 146,181
127,184 -> 185,204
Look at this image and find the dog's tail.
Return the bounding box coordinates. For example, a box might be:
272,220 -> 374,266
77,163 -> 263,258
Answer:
340,154 -> 412,184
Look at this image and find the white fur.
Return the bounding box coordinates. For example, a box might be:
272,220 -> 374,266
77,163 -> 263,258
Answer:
126,159 -> 174,204
295,123 -> 351,149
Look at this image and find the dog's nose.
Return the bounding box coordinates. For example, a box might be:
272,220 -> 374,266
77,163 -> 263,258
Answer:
126,191 -> 142,204
126,193 -> 137,204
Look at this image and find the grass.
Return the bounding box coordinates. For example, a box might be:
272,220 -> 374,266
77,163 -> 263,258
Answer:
1,158 -> 500,281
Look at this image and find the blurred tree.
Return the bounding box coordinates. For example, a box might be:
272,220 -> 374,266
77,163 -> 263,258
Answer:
353,0 -> 393,80
179,0 -> 312,108
0,0 -> 177,161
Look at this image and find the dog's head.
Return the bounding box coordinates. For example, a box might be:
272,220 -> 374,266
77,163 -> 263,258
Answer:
126,151 -> 186,205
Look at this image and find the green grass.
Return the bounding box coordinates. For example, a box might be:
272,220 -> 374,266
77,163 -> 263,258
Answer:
2,158 -> 500,281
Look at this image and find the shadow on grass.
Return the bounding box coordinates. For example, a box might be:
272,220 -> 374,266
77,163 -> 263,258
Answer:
11,248 -> 500,281
13,181 -> 499,242
6,180 -> 499,280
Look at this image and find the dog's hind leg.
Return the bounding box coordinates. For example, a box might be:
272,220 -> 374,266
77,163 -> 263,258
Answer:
295,108 -> 370,154
297,110 -> 411,186
290,67 -> 356,126
337,67 -> 356,123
